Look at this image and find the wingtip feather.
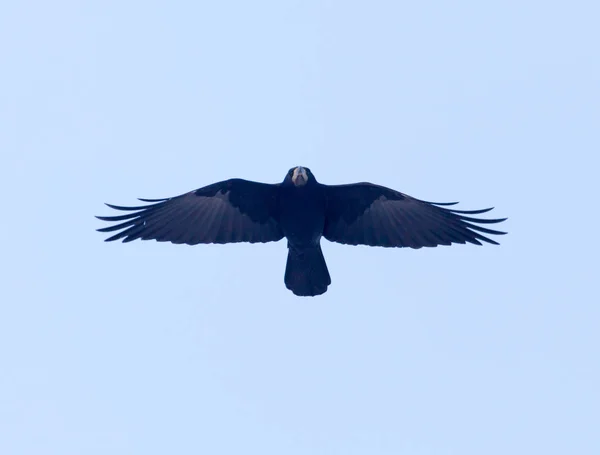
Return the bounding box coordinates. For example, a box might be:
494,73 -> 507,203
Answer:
138,197 -> 169,202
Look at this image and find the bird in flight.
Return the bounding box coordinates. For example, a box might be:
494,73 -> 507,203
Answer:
97,166 -> 506,296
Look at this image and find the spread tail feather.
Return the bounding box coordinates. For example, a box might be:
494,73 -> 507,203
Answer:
284,244 -> 331,297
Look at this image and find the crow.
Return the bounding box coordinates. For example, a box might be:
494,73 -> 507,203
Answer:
97,166 -> 506,296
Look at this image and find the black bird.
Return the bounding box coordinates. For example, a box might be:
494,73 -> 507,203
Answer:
97,166 -> 506,296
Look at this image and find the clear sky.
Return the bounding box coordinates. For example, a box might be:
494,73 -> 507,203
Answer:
1,1 -> 598,454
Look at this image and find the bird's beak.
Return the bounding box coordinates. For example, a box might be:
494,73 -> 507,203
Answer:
292,166 -> 308,187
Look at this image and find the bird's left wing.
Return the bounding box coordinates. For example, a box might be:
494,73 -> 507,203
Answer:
323,183 -> 506,248
97,179 -> 284,244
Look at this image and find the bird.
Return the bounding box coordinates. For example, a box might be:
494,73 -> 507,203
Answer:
97,166 -> 507,296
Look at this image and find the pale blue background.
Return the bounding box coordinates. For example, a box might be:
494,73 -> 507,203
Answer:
1,1 -> 598,454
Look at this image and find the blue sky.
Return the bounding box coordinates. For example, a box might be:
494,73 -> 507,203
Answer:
1,1 -> 598,454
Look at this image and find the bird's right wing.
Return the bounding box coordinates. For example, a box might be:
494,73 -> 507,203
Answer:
97,179 -> 284,245
323,183 -> 506,248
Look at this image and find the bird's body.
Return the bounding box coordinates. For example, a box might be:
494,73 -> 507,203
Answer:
278,169 -> 330,295
279,171 -> 326,247
97,166 -> 507,296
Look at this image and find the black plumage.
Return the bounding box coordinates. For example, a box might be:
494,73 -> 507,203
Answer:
97,166 -> 507,296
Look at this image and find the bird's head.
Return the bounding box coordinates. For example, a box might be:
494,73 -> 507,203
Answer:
286,166 -> 314,187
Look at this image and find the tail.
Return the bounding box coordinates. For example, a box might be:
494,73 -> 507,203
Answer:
284,244 -> 331,297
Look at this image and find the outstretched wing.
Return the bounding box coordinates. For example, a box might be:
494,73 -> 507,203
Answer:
323,183 -> 506,248
97,179 -> 284,244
